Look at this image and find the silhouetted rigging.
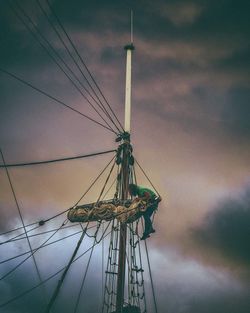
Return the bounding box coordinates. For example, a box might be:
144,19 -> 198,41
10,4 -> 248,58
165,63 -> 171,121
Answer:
0,3 -> 161,313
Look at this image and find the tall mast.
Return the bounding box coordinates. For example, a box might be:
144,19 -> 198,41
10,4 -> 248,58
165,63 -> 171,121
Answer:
124,10 -> 134,133
116,11 -> 135,313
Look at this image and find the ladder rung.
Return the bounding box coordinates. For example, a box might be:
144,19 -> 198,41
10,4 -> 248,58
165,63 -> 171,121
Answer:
132,268 -> 144,272
105,271 -> 118,275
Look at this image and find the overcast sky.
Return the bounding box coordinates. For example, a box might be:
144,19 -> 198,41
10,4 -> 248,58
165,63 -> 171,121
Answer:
0,0 -> 250,312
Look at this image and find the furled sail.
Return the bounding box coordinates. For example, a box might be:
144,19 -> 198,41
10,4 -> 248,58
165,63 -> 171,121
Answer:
67,199 -> 147,223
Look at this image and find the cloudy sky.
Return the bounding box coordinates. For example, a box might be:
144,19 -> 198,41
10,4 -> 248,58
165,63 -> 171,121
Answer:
0,0 -> 250,312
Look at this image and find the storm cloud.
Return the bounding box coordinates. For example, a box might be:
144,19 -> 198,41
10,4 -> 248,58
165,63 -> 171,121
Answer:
193,182 -> 250,266
1,0 -> 250,312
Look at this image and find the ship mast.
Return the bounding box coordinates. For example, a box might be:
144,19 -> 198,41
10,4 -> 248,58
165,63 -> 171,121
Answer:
116,11 -> 135,313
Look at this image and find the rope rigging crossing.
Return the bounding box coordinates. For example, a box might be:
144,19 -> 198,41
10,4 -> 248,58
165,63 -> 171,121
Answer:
128,222 -> 145,311
0,155 -> 118,311
44,227 -> 87,313
7,0 -> 122,134
102,219 -> 120,313
101,152 -> 150,313
45,153 -> 117,312
0,151 -> 117,249
0,153 -> 117,250
0,219 -> 68,281
0,229 -> 82,265
0,149 -> 44,291
44,220 -> 113,312
0,67 -> 115,133
0,152 -> 161,312
102,221 -> 147,313
36,0 -> 123,134
73,155 -> 116,208
0,227 -> 114,310
0,223 -> 106,266
45,0 -> 125,133
1,3 -> 162,309
1,224 -> 80,245
8,0 -> 115,133
0,154 -> 116,276
0,224 -> 41,246
1,153 -> 117,304
73,222 -> 110,313
0,222 -> 100,254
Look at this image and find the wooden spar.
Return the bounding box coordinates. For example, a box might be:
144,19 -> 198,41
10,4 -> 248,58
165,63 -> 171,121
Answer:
116,141 -> 130,313
116,26 -> 135,311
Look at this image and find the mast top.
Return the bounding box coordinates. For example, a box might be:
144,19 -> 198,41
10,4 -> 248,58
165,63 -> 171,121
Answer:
124,10 -> 135,51
124,10 -> 135,133
130,10 -> 134,44
124,43 -> 135,51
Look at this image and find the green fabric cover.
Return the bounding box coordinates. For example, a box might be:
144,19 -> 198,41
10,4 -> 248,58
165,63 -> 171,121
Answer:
136,186 -> 156,199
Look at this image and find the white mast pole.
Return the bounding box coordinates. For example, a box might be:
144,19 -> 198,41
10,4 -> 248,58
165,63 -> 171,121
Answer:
124,10 -> 135,133
116,11 -> 135,313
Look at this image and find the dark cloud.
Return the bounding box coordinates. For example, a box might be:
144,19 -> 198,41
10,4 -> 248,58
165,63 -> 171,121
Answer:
222,86 -> 250,138
142,247 -> 250,313
194,182 -> 250,266
181,290 -> 250,313
157,279 -> 250,313
1,1 -> 250,312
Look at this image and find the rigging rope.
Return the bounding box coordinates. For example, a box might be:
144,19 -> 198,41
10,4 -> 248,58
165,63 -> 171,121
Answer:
137,220 -> 147,312
72,157 -> 117,311
1,224 -> 79,245
0,149 -> 116,168
128,223 -> 141,309
0,227 -> 114,310
0,230 -> 81,265
102,220 -> 119,313
144,240 -> 158,313
0,220 -> 67,281
134,158 -> 161,196
0,68 -> 115,133
46,220 -> 112,313
126,168 -> 146,312
95,161 -> 116,205
44,153 -> 116,312
73,222 -> 103,313
102,222 -> 105,304
0,223 -> 100,265
73,155 -> 116,208
8,1 -> 117,134
101,176 -> 117,200
44,228 -> 87,313
0,224 -> 41,245
46,0 -> 125,133
0,156 -> 117,280
37,0 -> 122,134
0,149 -> 44,289
0,153 -> 116,240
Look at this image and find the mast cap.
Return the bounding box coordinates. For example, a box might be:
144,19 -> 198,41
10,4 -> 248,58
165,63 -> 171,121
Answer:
124,43 -> 135,51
